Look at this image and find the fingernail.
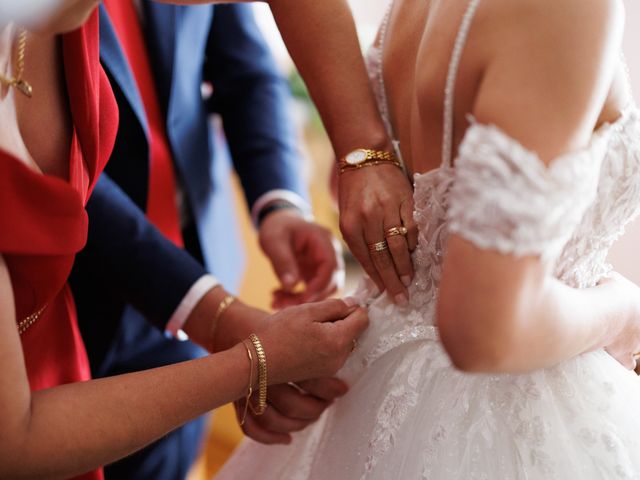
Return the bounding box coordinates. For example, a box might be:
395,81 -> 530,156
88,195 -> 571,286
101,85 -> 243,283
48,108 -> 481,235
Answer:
282,273 -> 296,289
343,296 -> 359,307
394,293 -> 408,306
401,275 -> 411,287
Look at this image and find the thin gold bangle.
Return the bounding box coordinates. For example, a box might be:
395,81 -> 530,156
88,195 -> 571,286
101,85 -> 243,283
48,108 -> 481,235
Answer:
209,294 -> 235,349
239,339 -> 255,426
339,159 -> 403,174
248,333 -> 268,416
215,294 -> 236,320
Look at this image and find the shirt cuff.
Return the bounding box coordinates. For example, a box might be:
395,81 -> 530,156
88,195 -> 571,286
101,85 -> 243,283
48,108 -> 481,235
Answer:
165,274 -> 220,340
251,189 -> 313,227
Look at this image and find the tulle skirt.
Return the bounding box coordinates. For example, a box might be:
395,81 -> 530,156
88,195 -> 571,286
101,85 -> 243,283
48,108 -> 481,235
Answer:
217,294 -> 640,480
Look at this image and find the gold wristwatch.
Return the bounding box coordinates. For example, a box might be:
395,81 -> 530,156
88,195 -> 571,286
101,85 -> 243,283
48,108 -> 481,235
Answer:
338,148 -> 402,174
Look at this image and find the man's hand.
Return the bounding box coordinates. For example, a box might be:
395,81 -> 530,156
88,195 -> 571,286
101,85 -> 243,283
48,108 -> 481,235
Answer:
259,209 -> 344,309
235,377 -> 348,444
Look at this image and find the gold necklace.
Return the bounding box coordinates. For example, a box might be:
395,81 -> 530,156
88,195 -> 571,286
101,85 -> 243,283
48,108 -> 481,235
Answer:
0,28 -> 33,98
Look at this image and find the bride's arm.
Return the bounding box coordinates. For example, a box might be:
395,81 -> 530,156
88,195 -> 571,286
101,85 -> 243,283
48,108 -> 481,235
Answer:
0,254 -> 367,478
436,0 -> 639,373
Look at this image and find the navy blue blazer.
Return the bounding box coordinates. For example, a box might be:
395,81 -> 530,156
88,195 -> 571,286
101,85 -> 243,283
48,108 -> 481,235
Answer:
70,3 -> 308,369
99,1 -> 307,289
69,173 -> 207,370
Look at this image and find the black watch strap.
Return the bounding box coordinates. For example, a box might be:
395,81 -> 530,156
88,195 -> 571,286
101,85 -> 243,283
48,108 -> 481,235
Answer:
257,200 -> 302,226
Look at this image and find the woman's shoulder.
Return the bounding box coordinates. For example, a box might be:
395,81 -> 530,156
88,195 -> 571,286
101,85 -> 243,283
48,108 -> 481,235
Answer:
468,0 -> 625,164
480,0 -> 624,47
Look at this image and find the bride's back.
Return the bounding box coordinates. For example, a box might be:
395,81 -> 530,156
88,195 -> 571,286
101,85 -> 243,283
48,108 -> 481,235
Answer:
381,0 -> 630,176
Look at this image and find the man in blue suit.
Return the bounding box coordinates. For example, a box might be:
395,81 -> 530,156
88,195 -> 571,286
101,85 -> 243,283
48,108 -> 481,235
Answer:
70,2 -> 343,479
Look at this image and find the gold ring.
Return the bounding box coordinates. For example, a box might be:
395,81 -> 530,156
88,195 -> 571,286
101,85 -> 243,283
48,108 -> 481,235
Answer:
368,240 -> 389,253
633,352 -> 640,359
351,339 -> 358,353
385,226 -> 408,238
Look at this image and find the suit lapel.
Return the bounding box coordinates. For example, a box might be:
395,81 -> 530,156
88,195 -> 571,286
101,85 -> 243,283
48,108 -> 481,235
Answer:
99,5 -> 149,137
143,1 -> 177,117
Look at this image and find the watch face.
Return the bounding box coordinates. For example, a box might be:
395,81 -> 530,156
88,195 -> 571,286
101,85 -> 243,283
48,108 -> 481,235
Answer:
345,149 -> 368,165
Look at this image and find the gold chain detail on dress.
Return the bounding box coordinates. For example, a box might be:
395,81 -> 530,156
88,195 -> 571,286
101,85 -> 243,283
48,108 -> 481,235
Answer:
18,305 -> 46,335
0,28 -> 33,98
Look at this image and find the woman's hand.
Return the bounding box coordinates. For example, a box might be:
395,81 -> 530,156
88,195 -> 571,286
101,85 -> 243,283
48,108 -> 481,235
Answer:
258,298 -> 368,385
602,272 -> 640,370
211,298 -> 365,380
231,298 -> 366,444
338,164 -> 417,305
209,298 -> 358,444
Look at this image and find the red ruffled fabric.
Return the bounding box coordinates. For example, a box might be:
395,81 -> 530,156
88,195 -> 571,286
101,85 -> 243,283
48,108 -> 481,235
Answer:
0,10 -> 117,480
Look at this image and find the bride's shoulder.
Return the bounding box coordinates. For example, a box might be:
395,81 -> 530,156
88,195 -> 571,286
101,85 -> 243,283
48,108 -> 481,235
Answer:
470,0 -> 625,164
478,0 -> 625,91
479,0 -> 624,45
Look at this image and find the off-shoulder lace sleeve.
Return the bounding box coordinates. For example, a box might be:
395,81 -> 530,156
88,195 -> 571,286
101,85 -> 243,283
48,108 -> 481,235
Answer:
448,122 -> 608,259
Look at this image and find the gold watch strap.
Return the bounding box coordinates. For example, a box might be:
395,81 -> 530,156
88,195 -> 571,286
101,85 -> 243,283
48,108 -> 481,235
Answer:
361,149 -> 394,162
338,149 -> 402,174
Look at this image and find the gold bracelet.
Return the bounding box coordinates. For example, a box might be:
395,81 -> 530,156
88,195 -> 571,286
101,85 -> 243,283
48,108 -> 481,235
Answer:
238,339 -> 255,426
215,294 -> 236,320
248,333 -> 268,416
209,294 -> 236,348
339,159 -> 403,174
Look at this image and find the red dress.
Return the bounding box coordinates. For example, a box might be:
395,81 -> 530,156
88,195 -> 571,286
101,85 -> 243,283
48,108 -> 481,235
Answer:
0,11 -> 117,480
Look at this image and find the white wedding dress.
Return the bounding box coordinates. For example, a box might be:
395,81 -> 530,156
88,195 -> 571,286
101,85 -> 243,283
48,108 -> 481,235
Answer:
217,1 -> 640,478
